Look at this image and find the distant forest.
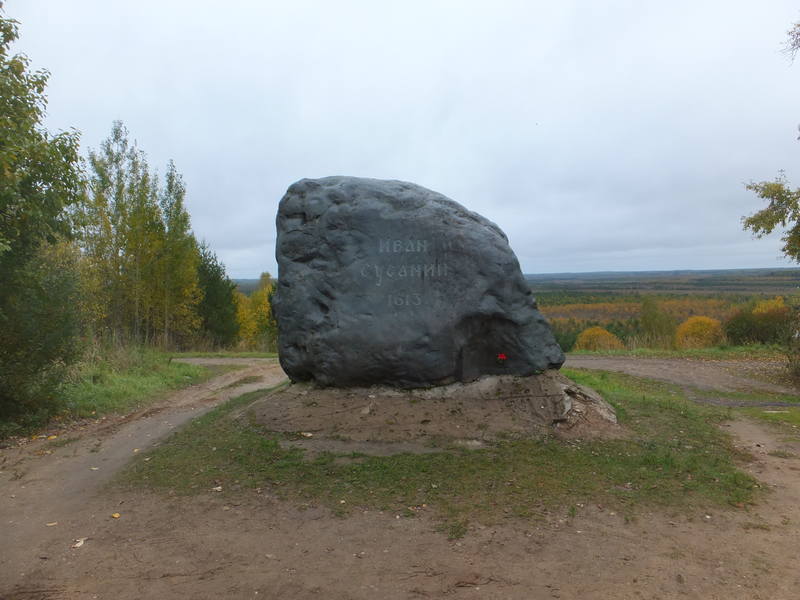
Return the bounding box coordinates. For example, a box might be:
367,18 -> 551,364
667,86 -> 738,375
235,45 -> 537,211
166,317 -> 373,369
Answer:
526,268 -> 800,298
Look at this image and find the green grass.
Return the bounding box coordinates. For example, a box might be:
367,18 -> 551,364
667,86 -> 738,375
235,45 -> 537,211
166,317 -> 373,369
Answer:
739,406 -> 800,428
119,369 -> 758,533
60,348 -> 226,419
169,351 -> 278,359
568,345 -> 785,360
0,346 -> 233,439
690,388 -> 800,406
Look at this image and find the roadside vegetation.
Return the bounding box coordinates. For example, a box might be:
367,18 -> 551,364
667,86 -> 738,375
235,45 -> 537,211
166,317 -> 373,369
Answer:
543,292 -> 797,379
119,370 -> 759,534
0,346 -> 237,439
0,14 -> 277,437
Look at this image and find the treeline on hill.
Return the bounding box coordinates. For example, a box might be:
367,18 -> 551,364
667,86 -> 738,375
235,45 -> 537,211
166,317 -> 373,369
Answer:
0,16 -> 275,427
540,294 -> 794,352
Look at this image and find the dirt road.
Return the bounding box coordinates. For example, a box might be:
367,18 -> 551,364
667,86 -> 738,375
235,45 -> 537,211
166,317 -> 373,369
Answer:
0,358 -> 287,594
2,357 -> 800,599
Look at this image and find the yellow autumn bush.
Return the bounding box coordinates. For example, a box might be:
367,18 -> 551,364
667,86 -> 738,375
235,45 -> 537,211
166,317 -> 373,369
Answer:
674,316 -> 724,349
752,296 -> 785,315
574,326 -> 625,351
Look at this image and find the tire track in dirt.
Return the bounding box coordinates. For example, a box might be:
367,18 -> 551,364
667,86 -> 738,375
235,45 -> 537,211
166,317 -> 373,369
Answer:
0,358 -> 287,589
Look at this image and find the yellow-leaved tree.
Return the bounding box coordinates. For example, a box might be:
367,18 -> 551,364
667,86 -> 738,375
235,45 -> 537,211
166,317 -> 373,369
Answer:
235,273 -> 277,350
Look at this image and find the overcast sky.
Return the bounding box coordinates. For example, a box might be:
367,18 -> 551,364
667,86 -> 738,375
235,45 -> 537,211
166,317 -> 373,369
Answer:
8,1 -> 800,277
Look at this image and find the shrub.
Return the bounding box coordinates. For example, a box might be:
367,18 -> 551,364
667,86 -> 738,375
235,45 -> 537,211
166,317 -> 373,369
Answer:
725,297 -> 790,346
0,243 -> 85,430
549,318 -> 581,352
574,327 -> 625,351
724,310 -> 761,345
675,316 -> 724,349
753,296 -> 786,315
786,298 -> 800,379
638,297 -> 677,348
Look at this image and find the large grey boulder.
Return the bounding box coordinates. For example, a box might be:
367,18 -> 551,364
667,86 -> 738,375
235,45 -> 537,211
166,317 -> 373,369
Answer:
273,176 -> 564,388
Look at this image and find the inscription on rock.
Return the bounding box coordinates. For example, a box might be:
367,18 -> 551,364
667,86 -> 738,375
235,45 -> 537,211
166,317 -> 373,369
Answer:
361,237 -> 452,309
273,176 -> 564,388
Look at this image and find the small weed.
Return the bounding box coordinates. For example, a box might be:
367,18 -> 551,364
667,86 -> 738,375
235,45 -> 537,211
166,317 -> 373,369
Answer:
439,519 -> 469,540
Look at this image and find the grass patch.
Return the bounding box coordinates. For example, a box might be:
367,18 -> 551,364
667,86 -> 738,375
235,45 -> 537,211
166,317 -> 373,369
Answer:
170,351 -> 278,359
689,388 -> 800,406
60,347 -> 225,419
739,406 -> 800,428
119,370 -> 758,533
1,346 -> 234,439
568,345 -> 784,360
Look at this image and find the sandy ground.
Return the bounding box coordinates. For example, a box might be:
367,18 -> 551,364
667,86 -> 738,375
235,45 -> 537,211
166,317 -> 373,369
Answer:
2,357 -> 800,599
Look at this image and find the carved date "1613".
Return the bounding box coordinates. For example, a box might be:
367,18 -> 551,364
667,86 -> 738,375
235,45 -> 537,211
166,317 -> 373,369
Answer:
387,293 -> 422,307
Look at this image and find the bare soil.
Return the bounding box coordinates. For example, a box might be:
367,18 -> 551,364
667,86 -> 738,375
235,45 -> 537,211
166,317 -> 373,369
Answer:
250,371 -> 620,457
2,357 -> 800,599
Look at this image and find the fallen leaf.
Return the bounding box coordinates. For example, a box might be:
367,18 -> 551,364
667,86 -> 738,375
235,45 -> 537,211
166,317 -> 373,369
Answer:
111,513 -> 121,519
45,522 -> 58,527
71,537 -> 88,549
47,435 -> 58,440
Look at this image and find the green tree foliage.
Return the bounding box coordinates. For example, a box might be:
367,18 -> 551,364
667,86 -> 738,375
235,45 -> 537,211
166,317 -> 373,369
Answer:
0,17 -> 83,262
81,122 -> 202,346
639,296 -> 676,347
724,297 -> 791,345
196,242 -> 239,347
0,242 -> 84,424
548,318 -> 580,352
739,19 -> 800,374
743,173 -> 800,262
0,15 -> 85,423
155,160 -> 201,346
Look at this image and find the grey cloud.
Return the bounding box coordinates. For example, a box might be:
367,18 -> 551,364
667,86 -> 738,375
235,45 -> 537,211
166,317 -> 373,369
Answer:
9,0 -> 800,277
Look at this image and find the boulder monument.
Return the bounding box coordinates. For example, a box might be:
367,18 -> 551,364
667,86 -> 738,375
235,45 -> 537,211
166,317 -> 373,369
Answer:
273,176 -> 565,388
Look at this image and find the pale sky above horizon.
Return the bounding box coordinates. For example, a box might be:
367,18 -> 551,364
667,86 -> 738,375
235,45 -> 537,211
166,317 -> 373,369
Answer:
8,1 -> 800,278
